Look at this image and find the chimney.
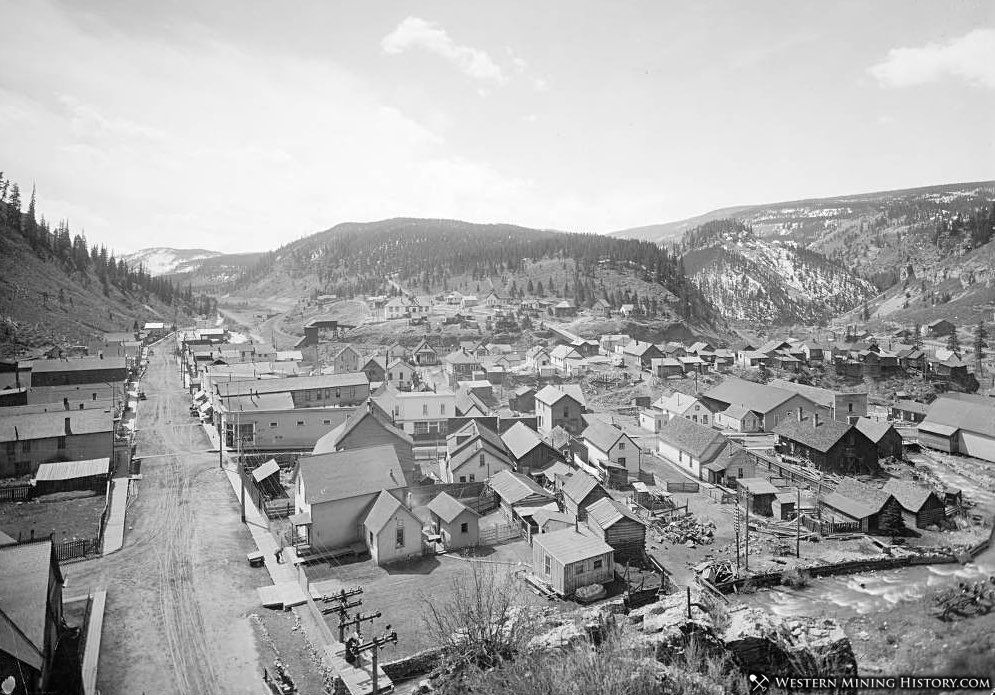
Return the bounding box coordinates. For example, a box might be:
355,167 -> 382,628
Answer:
64,417 -> 72,436
813,412 -> 819,428
797,407 -> 803,422
63,397 -> 70,411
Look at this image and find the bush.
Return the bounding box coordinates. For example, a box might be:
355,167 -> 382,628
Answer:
780,568 -> 811,589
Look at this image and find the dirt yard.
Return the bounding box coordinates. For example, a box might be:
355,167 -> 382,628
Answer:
305,540 -> 538,659
0,490 -> 105,542
63,348 -> 270,695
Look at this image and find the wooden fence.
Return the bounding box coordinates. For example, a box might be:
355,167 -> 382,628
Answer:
666,481 -> 699,493
0,484 -> 32,502
800,515 -> 860,535
478,521 -> 522,546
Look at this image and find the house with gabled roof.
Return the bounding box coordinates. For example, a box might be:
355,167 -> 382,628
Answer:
311,407 -> 418,478
361,355 -> 387,384
489,469 -> 555,525
656,417 -> 728,479
854,417 -> 904,460
501,421 -> 562,477
768,378 -> 867,422
535,385 -> 586,436
581,419 -> 640,478
561,470 -> 611,520
532,527 -> 614,597
701,376 -> 821,431
881,479 -> 945,528
443,421 -> 513,483
427,491 -> 479,549
585,496 -> 646,561
773,414 -> 880,476
713,404 -> 762,433
549,344 -> 584,375
508,385 -> 536,413
443,348 -> 482,384
621,340 -> 663,370
820,477 -> 904,534
363,490 -> 422,565
652,392 -> 713,426
412,339 -> 439,366
331,345 -> 362,374
292,444 -> 406,554
385,358 -> 416,389
918,396 -> 995,461
700,443 -> 756,486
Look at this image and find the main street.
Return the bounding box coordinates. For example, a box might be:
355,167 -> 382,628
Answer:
65,348 -> 266,695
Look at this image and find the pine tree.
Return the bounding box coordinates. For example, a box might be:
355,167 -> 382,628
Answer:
946,330 -> 961,355
912,323 -> 923,349
974,320 -> 988,369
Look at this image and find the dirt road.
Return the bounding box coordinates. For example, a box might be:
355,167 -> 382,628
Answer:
65,349 -> 266,695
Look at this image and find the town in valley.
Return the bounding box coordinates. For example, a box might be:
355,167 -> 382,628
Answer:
1,2 -> 994,694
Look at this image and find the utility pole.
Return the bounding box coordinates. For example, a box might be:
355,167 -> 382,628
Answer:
744,490 -> 750,572
796,487 -> 801,558
339,610 -> 381,643
346,626 -> 398,695
322,599 -> 362,618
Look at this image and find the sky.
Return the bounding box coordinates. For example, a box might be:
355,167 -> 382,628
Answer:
1,1 -> 993,253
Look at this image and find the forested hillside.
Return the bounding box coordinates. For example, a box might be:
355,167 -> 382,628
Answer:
227,218 -> 719,327
680,219 -> 876,325
0,171 -> 214,355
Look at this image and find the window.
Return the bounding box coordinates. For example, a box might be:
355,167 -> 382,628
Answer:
440,404 -> 446,415
563,407 -> 569,417
270,422 -> 278,428
618,442 -> 625,450
459,475 -> 467,483
387,372 -> 393,380
544,555 -> 550,574
422,404 -> 429,416
737,467 -> 744,478
618,457 -> 626,466
702,415 -> 708,425
395,526 -> 405,548
593,559 -> 603,570
575,564 -> 584,575
296,420 -> 305,427
369,531 -> 374,544
479,453 -> 486,467
92,393 -> 97,401
323,419 -> 331,425
460,522 -> 468,534
848,402 -> 854,413
469,473 -> 476,482
57,436 -> 66,450
692,415 -> 698,423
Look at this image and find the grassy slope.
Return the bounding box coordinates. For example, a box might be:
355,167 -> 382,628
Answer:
0,230 -> 187,356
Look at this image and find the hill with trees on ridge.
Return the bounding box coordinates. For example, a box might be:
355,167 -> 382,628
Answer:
0,171 -> 215,356
679,219 -> 877,325
219,217 -> 721,329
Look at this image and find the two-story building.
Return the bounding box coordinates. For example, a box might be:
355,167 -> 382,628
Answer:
581,419 -> 640,479
373,385 -> 456,442
0,410 -> 114,478
535,385 -> 586,436
768,379 -> 867,422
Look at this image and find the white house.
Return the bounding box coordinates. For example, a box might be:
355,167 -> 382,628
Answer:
363,490 -> 423,565
373,385 -> 456,440
652,392 -> 712,426
656,417 -> 728,479
385,358 -> 416,389
581,419 -> 640,477
549,344 -> 584,375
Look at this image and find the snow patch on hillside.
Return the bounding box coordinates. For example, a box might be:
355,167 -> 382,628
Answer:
122,247 -> 222,276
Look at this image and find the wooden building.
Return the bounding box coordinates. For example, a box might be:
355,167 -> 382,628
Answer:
32,457 -> 111,495
819,477 -> 904,534
585,497 -> 646,562
882,480 -> 946,529
854,417 -> 904,460
773,414 -> 880,476
532,527 -> 614,597
500,421 -> 562,477
561,470 -> 611,520
426,492 -> 480,550
363,490 -> 423,565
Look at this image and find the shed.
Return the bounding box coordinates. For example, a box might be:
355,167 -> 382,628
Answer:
819,478 -> 904,534
736,478 -> 778,516
532,527 -> 614,597
362,490 -> 423,565
32,458 -> 111,495
426,491 -> 480,549
585,497 -> 646,562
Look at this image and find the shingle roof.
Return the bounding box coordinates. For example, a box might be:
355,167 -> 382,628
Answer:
893,399 -> 929,415
622,340 -> 659,357
882,479 -> 940,513
535,384 -> 586,408
854,417 -> 896,444
550,345 -> 582,360
561,470 -> 603,505
489,470 -> 553,505
531,509 -> 574,528
923,396 -> 995,438
0,540 -> 55,670
33,458 -> 111,482
311,409 -> 414,455
31,356 -> 127,373
0,410 -> 113,443
702,444 -> 752,472
586,496 -> 644,530
657,417 -> 727,461
298,445 -> 405,503
363,490 -> 414,534
533,527 -> 613,566
501,421 -> 543,460
427,491 -> 478,523
772,417 -> 852,453
823,477 -> 893,519
581,419 -> 628,454
702,376 -> 800,415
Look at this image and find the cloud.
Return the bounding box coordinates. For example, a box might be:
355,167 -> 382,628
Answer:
869,28 -> 995,89
382,17 -> 506,84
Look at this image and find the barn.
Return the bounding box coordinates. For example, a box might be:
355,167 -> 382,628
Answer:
854,418 -> 904,461
919,396 -> 995,463
819,478 -> 904,534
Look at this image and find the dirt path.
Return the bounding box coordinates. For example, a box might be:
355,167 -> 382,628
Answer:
64,350 -> 266,695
